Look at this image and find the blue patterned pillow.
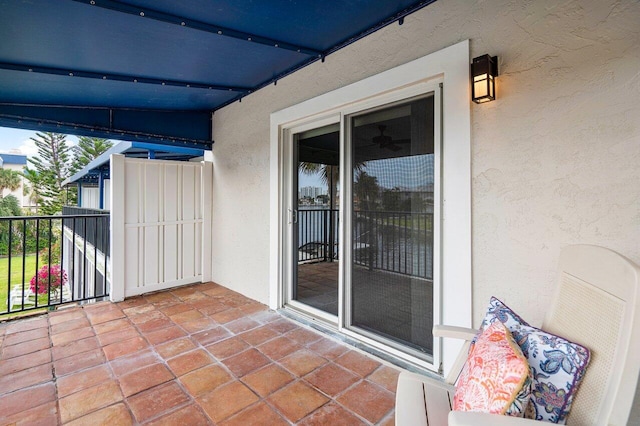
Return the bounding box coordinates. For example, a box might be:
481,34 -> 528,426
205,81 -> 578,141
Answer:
479,297 -> 591,424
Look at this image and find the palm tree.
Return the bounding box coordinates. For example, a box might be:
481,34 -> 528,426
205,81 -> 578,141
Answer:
0,168 -> 21,199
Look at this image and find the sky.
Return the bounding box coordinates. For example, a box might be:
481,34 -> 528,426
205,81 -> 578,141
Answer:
0,126 -> 78,158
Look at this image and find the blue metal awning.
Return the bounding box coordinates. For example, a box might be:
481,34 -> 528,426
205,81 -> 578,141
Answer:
62,141 -> 205,185
0,0 -> 437,148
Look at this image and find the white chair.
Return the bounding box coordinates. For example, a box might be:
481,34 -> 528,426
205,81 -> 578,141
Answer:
396,245 -> 640,426
9,285 -> 36,311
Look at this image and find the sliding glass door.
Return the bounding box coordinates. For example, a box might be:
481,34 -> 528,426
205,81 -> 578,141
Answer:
284,92 -> 439,362
347,95 -> 436,357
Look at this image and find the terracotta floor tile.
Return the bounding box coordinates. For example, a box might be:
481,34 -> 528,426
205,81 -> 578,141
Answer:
119,363 -> 175,397
222,348 -> 270,377
58,380 -> 123,423
197,381 -> 259,423
145,292 -> 180,306
335,350 -> 381,377
169,309 -> 204,324
238,302 -> 266,315
116,296 -> 147,309
86,307 -> 125,325
122,304 -> 155,317
50,326 -> 94,346
159,303 -> 193,317
241,364 -> 295,397
0,282 -> 399,426
304,363 -> 360,396
196,299 -> 229,314
54,348 -> 105,376
48,309 -> 84,325
137,316 -> 173,333
238,325 -> 279,346
50,317 -> 90,335
367,365 -> 401,393
96,325 -> 141,346
220,401 -> 288,426
92,318 -> 131,335
180,364 -> 232,397
1,336 -> 49,359
5,316 -> 48,334
0,382 -> 55,419
308,338 -> 349,360
337,381 -> 395,423
249,310 -> 281,324
4,327 -> 49,346
129,310 -> 165,325
268,318 -> 299,334
102,336 -> 148,360
64,403 -> 133,426
51,336 -> 100,361
57,364 -> 112,397
280,349 -> 328,376
180,317 -> 218,334
156,337 -> 197,359
257,336 -> 302,361
0,401 -> 57,426
0,363 -> 53,394
145,404 -> 211,426
379,413 -> 396,426
205,336 -> 249,360
209,308 -> 245,324
127,382 -> 190,423
225,317 -> 260,334
144,325 -> 187,345
297,402 -> 367,426
285,328 -> 324,346
109,349 -> 159,376
268,381 -> 329,423
0,348 -> 51,375
191,326 -> 232,346
167,349 -> 214,376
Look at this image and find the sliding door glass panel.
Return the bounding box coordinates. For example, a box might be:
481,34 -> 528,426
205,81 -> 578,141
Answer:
294,123 -> 340,316
350,95 -> 435,355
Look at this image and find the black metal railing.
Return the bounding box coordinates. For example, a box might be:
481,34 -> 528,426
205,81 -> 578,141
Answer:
298,209 -> 339,262
353,210 -> 433,280
298,208 -> 434,279
1,211 -> 110,316
62,206 -> 110,255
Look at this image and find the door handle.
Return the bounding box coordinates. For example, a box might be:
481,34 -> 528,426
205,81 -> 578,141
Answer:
288,208 -> 298,224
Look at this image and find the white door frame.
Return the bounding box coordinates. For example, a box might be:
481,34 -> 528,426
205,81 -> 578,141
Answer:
270,40 -> 471,375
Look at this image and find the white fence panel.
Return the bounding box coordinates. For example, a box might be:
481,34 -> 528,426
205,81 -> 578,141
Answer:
110,154 -> 211,300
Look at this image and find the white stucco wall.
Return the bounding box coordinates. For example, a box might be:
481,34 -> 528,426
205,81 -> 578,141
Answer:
212,0 -> 639,317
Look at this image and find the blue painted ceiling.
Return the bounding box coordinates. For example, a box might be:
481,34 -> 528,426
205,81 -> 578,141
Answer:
0,0 -> 436,147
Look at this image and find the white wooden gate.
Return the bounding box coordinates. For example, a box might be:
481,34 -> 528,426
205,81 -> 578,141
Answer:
110,154 -> 212,300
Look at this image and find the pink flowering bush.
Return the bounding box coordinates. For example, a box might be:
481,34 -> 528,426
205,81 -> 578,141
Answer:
30,264 -> 68,295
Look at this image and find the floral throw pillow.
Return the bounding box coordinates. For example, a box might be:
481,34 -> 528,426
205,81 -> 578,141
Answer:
479,297 -> 591,424
453,322 -> 532,416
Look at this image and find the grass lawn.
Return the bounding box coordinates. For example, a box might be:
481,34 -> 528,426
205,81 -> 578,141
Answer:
0,254 -> 39,316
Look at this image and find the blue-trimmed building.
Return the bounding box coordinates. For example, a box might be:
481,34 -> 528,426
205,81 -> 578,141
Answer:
0,152 -> 30,208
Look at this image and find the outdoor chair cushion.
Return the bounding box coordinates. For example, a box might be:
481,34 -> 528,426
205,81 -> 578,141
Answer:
479,297 -> 591,424
453,322 -> 532,416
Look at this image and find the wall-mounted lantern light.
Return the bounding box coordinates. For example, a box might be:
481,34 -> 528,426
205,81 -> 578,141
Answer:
471,54 -> 498,103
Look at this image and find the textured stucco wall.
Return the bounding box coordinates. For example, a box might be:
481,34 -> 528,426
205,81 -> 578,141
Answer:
212,0 -> 639,314
211,1 -> 640,411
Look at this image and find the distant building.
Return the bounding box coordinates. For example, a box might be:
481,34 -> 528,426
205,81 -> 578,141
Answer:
0,152 -> 33,209
299,186 -> 325,199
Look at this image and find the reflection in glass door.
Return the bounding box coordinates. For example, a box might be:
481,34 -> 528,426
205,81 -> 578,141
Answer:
292,124 -> 340,316
349,95 -> 436,357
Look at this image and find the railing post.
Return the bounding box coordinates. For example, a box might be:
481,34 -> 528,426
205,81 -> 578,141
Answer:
109,154 -> 126,302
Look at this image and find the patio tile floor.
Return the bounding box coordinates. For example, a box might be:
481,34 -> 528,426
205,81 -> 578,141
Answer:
0,282 -> 400,425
